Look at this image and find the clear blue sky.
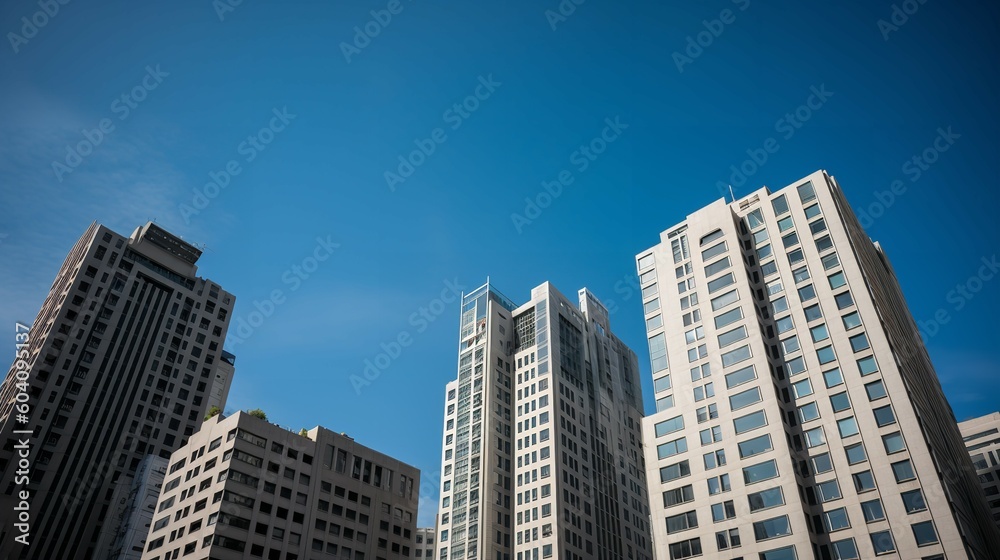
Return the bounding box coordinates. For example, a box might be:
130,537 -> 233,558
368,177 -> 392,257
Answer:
1,0 -> 998,527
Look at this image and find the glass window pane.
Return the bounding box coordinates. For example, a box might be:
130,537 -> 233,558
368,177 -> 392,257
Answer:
817,345 -> 837,364
798,181 -> 816,202
850,333 -> 870,352
830,392 -> 851,412
858,356 -> 878,376
734,410 -> 767,434
823,368 -> 843,388
822,252 -> 840,270
892,459 -> 915,482
772,195 -> 789,215
912,521 -> 938,546
730,387 -> 762,411
865,380 -> 886,400
845,443 -> 866,465
861,499 -> 885,523
883,432 -> 906,454
873,405 -> 896,427
811,324 -> 829,342
870,531 -> 895,554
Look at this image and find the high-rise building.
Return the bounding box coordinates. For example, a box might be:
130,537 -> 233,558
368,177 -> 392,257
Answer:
139,411 -> 421,560
0,222 -> 236,560
434,282 -> 652,560
636,170 -> 1000,560
94,454 -> 170,560
958,411 -> 1000,529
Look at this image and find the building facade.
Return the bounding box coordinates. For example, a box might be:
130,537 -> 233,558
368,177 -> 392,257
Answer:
637,170 -> 1000,560
0,222 -> 236,560
413,527 -> 436,558
140,411 -> 420,560
958,412 -> 1000,530
95,454 -> 170,560
434,282 -> 652,560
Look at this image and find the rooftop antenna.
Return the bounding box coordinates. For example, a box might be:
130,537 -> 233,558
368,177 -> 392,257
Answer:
728,185 -> 736,203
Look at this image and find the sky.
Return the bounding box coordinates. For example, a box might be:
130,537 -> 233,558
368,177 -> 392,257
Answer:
1,0 -> 998,527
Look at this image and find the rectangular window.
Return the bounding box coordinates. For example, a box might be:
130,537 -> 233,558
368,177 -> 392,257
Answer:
655,416 -> 685,437
873,405 -> 896,427
822,252 -> 840,269
748,486 -> 784,512
753,515 -> 791,541
849,333 -> 870,352
711,289 -> 739,311
743,460 -> 778,485
816,479 -> 842,502
729,387 -> 762,411
882,432 -> 906,454
702,242 -> 727,261
798,181 -> 816,202
665,511 -> 698,534
892,459 -> 915,482
660,460 -> 691,483
823,507 -> 850,532
782,232 -> 799,248
738,434 -> 772,459
662,485 -> 695,508
804,426 -> 825,447
657,438 -> 688,459
714,307 -> 743,329
823,367 -> 843,388
667,538 -> 702,560
724,365 -> 756,389
734,410 -> 767,434
861,499 -> 885,523
707,273 -> 736,294
721,345 -> 752,367
704,257 -> 731,277
838,416 -> 860,437
842,311 -> 862,329
817,345 -> 837,364
718,326 -> 748,348
858,356 -> 879,376
772,195 -> 789,215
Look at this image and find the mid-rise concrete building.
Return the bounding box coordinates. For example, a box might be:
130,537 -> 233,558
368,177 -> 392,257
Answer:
636,170 -> 1000,560
958,411 -> 1000,530
140,411 -> 420,560
0,222 -> 236,560
413,527 -> 435,558
434,282 -> 652,560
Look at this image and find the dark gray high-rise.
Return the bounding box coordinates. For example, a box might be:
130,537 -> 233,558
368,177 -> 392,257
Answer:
0,222 -> 236,560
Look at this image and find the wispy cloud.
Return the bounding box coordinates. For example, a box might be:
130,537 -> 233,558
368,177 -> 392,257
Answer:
0,86 -> 226,327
